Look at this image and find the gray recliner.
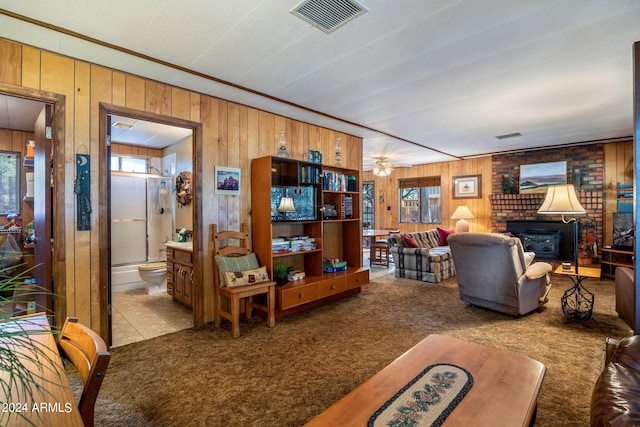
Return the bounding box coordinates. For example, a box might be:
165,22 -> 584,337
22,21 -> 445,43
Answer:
447,233 -> 552,315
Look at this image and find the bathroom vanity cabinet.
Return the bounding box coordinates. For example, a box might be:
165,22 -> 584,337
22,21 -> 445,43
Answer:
166,245 -> 193,310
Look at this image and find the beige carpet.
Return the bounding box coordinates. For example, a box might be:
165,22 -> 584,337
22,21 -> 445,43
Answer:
82,271 -> 631,427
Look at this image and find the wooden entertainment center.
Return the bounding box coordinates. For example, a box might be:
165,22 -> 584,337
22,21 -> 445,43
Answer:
251,156 -> 369,318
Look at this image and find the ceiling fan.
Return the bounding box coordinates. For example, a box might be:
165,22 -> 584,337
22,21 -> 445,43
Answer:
372,157 -> 412,176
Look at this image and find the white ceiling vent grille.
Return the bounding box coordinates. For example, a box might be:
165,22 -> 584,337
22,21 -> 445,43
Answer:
291,0 -> 368,34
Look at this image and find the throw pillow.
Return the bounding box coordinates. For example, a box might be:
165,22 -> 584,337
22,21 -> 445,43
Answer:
436,227 -> 455,245
401,233 -> 419,248
223,266 -> 270,287
215,253 -> 260,286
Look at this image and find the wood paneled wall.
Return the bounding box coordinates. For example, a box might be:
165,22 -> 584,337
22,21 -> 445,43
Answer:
363,157 -> 494,233
0,38 -> 363,335
365,141 -> 632,243
604,141 -> 634,245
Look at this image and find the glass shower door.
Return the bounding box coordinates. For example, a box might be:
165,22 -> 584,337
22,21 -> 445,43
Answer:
111,174 -> 147,265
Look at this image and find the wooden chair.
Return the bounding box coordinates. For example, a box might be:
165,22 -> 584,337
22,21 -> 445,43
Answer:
57,317 -> 111,427
212,223 -> 275,338
370,228 -> 400,268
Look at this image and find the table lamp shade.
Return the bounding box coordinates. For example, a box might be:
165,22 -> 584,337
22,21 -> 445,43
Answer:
277,197 -> 296,212
537,184 -> 586,215
451,206 -> 474,233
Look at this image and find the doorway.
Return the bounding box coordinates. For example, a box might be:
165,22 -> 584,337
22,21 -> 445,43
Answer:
100,104 -> 202,346
0,87 -> 65,325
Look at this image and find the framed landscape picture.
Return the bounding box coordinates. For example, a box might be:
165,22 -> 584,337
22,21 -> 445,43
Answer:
519,161 -> 567,193
215,166 -> 241,195
453,175 -> 481,199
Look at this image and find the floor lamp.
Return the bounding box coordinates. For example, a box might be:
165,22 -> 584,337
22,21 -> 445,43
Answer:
537,184 -> 591,322
537,184 -> 587,272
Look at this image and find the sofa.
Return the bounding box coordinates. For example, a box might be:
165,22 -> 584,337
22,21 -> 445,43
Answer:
615,266 -> 636,332
591,335 -> 640,426
447,232 -> 552,315
388,228 -> 456,283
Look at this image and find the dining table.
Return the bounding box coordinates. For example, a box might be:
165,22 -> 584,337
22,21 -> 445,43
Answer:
0,313 -> 84,427
362,229 -> 394,248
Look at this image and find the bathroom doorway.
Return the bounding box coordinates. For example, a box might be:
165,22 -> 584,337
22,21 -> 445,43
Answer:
103,108 -> 200,347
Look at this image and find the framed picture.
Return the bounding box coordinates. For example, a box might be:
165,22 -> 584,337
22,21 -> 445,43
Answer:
453,175 -> 481,199
215,166 -> 241,195
519,161 -> 567,193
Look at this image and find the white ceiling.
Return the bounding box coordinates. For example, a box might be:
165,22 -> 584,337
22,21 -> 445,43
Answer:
0,1 -> 638,170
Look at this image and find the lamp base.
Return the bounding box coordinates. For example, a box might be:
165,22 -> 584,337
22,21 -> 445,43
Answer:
455,219 -> 470,233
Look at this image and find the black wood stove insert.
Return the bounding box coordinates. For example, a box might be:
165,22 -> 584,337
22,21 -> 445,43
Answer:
506,220 -> 575,261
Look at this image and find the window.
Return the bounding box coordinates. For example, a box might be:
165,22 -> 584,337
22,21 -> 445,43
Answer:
362,181 -> 374,229
399,177 -> 441,224
0,151 -> 20,216
111,155 -> 148,173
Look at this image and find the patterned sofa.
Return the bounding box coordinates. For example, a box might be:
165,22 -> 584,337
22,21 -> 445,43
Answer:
388,229 -> 455,283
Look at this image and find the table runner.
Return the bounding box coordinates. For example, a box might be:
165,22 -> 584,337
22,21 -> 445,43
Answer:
368,363 -> 473,427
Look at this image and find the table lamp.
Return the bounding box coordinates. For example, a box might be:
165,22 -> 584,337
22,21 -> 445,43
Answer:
451,206 -> 474,233
278,196 -> 296,220
537,184 -> 586,273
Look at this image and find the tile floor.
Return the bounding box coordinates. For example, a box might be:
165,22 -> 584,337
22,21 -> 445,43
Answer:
111,289 -> 193,347
109,251 -> 389,348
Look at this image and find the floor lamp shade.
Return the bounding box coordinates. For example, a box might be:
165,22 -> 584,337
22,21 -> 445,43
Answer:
451,206 -> 474,233
537,184 -> 586,216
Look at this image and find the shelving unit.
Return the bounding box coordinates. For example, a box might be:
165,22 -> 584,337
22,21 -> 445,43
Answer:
601,246 -> 634,279
251,156 -> 369,318
616,183 -> 633,213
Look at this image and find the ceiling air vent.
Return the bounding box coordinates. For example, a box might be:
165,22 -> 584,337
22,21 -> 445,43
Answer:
495,132 -> 521,140
291,0 -> 368,34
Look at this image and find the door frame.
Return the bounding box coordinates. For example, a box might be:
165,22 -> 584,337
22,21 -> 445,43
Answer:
98,103 -> 203,342
0,82 -> 66,327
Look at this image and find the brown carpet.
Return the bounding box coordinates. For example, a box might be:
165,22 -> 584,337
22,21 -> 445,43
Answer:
83,271 -> 631,427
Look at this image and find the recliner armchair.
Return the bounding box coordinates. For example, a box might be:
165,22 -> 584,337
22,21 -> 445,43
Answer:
447,233 -> 552,315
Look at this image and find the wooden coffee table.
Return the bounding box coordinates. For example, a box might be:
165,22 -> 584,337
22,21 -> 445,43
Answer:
304,334 -> 545,427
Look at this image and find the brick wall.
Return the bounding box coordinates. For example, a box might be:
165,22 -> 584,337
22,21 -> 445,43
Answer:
491,144 -> 604,248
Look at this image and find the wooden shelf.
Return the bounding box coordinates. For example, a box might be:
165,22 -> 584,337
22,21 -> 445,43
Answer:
601,246 -> 634,278
251,156 -> 369,318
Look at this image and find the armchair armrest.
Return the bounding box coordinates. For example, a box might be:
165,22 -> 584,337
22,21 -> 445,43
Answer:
524,262 -> 552,280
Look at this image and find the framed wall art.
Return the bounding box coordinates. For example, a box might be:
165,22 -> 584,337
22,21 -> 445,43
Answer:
453,175 -> 481,199
215,166 -> 241,195
519,161 -> 567,193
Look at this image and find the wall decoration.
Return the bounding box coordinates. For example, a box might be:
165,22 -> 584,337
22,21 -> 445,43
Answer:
215,166 -> 241,195
519,161 -> 567,193
453,175 -> 481,199
613,213 -> 634,250
307,150 -> 322,164
176,171 -> 193,206
75,153 -> 91,230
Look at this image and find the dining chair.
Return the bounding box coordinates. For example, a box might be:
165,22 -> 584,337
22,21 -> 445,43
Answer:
57,317 -> 111,427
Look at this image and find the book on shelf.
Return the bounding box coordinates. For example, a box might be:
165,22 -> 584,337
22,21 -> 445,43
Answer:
287,270 -> 306,281
272,240 -> 292,253
323,259 -> 347,272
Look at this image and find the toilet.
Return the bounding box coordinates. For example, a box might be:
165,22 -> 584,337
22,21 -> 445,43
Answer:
138,262 -> 168,295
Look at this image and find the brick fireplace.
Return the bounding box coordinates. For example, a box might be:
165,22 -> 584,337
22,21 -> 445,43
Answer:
490,191 -> 603,257
491,145 -> 605,254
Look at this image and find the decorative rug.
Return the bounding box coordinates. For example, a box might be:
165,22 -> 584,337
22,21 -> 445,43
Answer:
368,363 -> 473,427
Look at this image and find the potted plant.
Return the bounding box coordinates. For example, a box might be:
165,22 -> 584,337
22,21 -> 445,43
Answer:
0,261 -> 62,426
274,264 -> 289,286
